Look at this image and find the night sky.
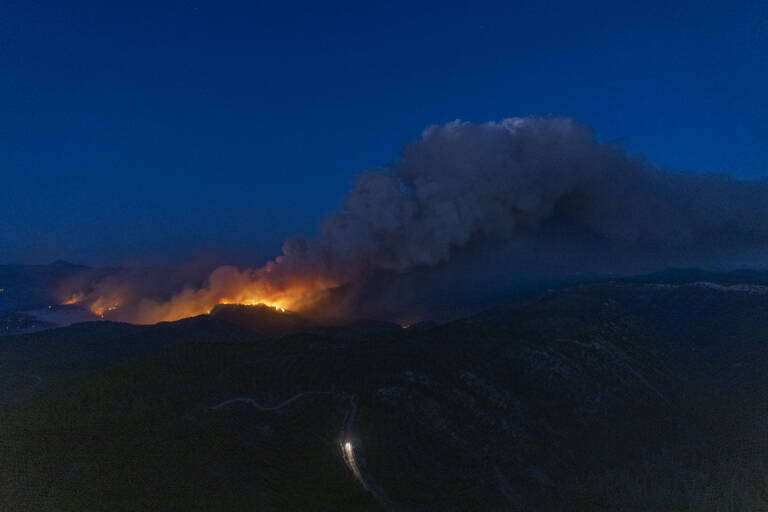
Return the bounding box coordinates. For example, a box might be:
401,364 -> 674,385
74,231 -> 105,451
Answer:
2,1 -> 766,266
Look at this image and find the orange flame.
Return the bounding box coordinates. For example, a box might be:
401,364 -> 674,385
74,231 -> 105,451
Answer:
57,257 -> 339,325
217,298 -> 287,313
90,299 -> 121,318
62,292 -> 84,305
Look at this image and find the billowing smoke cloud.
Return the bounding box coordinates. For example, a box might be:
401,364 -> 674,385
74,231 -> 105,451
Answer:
65,117 -> 768,323
323,117 -> 768,267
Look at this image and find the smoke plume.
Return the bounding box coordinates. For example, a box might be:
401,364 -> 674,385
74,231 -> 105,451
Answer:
65,117 -> 768,323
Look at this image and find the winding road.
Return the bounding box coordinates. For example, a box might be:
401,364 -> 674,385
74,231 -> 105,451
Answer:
209,390 -> 390,509
209,392 -> 323,412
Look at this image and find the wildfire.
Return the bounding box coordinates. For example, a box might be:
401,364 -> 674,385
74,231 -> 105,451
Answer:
61,292 -> 120,318
216,298 -> 287,313
62,292 -> 84,305
91,303 -> 120,318
55,263 -> 336,324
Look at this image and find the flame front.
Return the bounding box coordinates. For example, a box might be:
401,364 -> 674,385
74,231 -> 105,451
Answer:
217,298 -> 286,313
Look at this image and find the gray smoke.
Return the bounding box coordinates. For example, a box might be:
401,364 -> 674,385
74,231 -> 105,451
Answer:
313,117 -> 768,277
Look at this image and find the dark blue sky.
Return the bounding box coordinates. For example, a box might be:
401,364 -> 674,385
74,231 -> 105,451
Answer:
2,1 -> 766,266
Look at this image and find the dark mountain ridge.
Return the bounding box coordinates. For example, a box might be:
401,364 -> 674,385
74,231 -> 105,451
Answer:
3,275 -> 768,509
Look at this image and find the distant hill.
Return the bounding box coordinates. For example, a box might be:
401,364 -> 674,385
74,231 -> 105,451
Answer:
621,267 -> 768,286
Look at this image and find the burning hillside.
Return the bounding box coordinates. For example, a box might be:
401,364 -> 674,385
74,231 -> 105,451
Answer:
60,264 -> 336,324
